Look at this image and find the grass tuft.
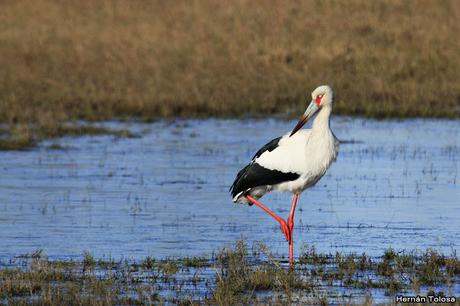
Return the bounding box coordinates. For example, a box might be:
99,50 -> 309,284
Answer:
1,242 -> 459,304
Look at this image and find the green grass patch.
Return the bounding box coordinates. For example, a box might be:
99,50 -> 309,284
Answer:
1,242 -> 459,305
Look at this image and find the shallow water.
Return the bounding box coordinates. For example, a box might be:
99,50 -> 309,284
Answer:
0,117 -> 459,261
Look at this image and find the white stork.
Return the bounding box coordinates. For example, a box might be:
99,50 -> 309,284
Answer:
230,85 -> 339,266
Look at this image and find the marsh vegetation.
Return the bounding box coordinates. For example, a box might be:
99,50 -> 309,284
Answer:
1,2 -> 459,304
1,0 -> 459,149
1,240 -> 459,305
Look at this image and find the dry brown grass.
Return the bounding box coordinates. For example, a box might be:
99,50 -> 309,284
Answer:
0,0 -> 459,148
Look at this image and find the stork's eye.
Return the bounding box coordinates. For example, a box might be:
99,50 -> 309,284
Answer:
315,94 -> 324,105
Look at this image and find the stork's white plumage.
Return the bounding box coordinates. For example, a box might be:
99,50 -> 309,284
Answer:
229,85 -> 339,266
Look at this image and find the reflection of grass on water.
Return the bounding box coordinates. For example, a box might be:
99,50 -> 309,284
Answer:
1,1 -> 459,150
1,240 -> 459,305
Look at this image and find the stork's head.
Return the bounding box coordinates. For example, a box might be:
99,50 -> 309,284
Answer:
311,85 -> 334,107
290,85 -> 334,137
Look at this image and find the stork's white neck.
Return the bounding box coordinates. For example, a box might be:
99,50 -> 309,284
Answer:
312,105 -> 332,132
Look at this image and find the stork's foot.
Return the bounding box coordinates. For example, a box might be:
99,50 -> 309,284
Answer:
280,220 -> 290,242
245,195 -> 291,241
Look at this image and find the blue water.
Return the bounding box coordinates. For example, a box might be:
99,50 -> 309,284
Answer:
0,117 -> 459,261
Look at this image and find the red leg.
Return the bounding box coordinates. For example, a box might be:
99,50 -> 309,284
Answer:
245,193 -> 299,267
245,195 -> 289,241
287,193 -> 298,266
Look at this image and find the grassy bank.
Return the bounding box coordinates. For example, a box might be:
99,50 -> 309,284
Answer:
1,1 -> 459,149
1,241 -> 459,305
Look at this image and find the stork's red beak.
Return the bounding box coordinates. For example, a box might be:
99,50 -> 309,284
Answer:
289,101 -> 320,137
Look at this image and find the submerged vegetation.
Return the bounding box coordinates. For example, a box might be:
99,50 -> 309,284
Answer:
1,240 -> 459,305
0,0 -> 460,149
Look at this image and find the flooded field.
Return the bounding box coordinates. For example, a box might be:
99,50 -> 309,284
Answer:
0,117 -> 459,262
2,239 -> 459,305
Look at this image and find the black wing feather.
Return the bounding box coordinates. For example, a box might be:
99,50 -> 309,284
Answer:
252,137 -> 281,160
230,163 -> 299,199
